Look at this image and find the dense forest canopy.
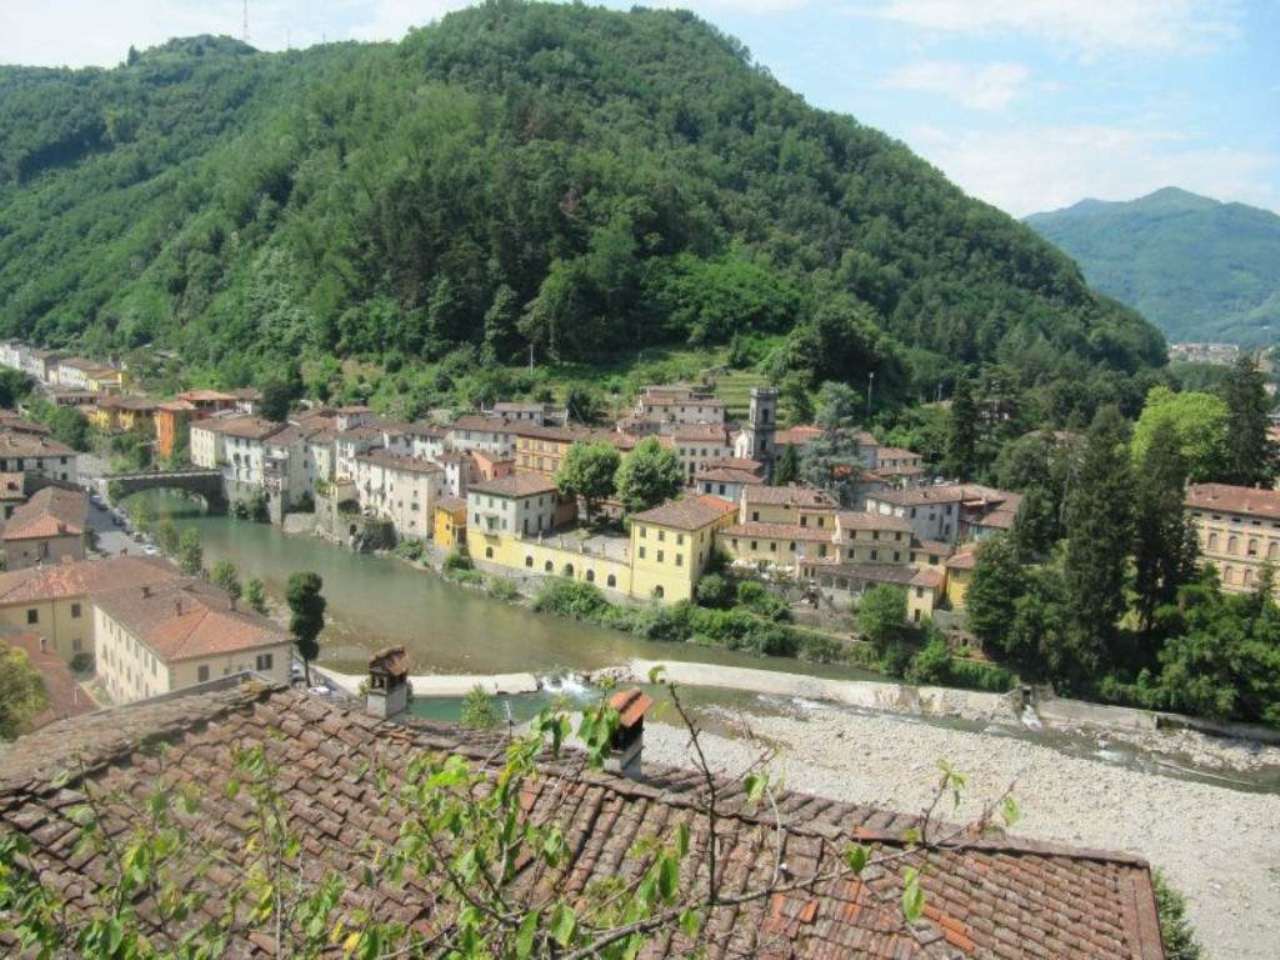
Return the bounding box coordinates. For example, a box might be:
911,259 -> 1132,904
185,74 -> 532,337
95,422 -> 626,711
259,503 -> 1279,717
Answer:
0,1 -> 1165,412
1026,187 -> 1280,346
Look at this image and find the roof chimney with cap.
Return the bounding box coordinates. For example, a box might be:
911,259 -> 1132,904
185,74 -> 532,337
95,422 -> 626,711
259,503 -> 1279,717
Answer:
605,688 -> 653,781
366,646 -> 410,719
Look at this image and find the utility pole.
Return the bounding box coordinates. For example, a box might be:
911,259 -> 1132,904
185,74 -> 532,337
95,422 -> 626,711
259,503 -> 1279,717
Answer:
866,371 -> 875,423
242,0 -> 250,44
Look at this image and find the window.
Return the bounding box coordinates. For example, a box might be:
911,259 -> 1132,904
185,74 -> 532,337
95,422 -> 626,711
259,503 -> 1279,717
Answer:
256,653 -> 274,671
750,541 -> 758,550
658,530 -> 665,542
197,665 -> 210,683
916,586 -> 924,598
485,546 -> 494,559
894,552 -> 901,562
847,548 -> 855,560
818,545 -> 827,558
657,550 -> 665,563
769,542 -> 777,553
677,533 -> 684,546
639,546 -> 646,559
800,516 -> 807,527
526,555 -> 534,568
675,554 -> 683,567
1208,532 -> 1219,550
871,549 -> 878,561
607,574 -> 617,588
910,508 -> 917,518
653,585 -> 665,599
586,570 -> 595,583
1248,538 -> 1260,557
1228,535 -> 1239,555
71,603 -> 81,619
752,511 -> 759,522
640,526 -> 647,538
72,638 -> 82,652
26,609 -> 37,625
545,560 -> 554,572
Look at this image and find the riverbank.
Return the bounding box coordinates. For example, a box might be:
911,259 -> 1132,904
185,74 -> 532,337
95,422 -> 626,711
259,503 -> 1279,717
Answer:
312,664 -> 540,697
641,704 -> 1280,960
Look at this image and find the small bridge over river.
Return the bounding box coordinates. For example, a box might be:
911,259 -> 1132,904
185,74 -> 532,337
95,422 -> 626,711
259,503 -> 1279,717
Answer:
103,468 -> 227,512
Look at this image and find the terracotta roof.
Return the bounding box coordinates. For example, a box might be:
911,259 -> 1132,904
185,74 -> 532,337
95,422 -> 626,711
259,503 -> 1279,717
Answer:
0,432 -> 74,458
946,548 -> 978,571
774,425 -> 823,446
93,579 -> 286,663
0,555 -> 180,605
836,511 -> 914,534
2,486 -> 88,541
639,395 -> 724,407
911,539 -> 954,558
632,494 -> 736,531
196,416 -> 284,441
468,473 -> 559,498
0,682 -> 1166,959
722,521 -> 834,543
450,414 -> 516,433
876,446 -> 921,462
666,424 -> 732,443
2,630 -> 94,729
436,496 -> 466,513
157,400 -> 196,412
355,449 -> 442,475
230,387 -> 262,401
404,421 -> 446,439
697,467 -> 765,485
177,389 -> 237,403
0,414 -> 51,436
743,485 -> 837,509
809,561 -> 944,590
701,457 -> 763,473
869,485 -> 968,508
1186,482 -> 1280,520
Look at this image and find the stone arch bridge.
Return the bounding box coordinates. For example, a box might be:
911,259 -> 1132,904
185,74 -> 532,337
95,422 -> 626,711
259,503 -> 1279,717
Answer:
103,469 -> 227,512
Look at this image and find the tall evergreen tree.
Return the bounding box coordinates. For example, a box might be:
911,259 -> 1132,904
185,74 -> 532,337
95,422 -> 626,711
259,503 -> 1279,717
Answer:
772,443 -> 800,485
943,377 -> 978,480
1061,405 -> 1134,674
1132,419 -> 1198,642
1219,354 -> 1276,487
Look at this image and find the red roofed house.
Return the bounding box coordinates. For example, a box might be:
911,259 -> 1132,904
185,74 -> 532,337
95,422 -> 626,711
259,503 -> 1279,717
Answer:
1,486 -> 89,570
629,495 -> 737,602
2,628 -> 95,728
93,577 -> 289,703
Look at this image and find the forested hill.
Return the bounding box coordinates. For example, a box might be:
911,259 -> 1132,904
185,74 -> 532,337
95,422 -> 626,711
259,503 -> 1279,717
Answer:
0,1 -> 1163,409
1026,187 -> 1280,346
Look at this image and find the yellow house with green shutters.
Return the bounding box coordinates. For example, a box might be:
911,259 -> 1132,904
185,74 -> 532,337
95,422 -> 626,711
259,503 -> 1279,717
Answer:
628,495 -> 737,603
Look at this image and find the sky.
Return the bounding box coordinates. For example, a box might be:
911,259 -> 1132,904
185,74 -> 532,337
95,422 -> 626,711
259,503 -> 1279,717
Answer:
2,1 -> 1277,218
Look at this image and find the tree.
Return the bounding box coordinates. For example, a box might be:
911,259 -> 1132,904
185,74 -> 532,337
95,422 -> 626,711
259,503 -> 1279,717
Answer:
555,441 -> 620,522
614,437 -> 683,514
177,529 -> 203,576
460,684 -> 499,729
694,572 -> 734,608
129,497 -> 157,534
1131,385 -> 1226,483
1219,354 -> 1276,487
965,535 -> 1029,650
1061,406 -> 1134,676
286,572 -> 326,686
564,386 -> 604,425
1132,419 -> 1198,641
772,442 -> 799,485
857,584 -> 906,654
0,369 -> 32,408
46,406 -> 90,452
211,559 -> 243,602
799,381 -> 865,497
942,376 -> 978,480
0,641 -> 47,739
245,577 -> 269,615
260,379 -> 293,423
157,518 -> 180,555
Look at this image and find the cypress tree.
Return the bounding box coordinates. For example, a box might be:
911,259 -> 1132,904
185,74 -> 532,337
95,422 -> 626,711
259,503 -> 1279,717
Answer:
1220,354 -> 1276,487
772,443 -> 800,485
1132,418 -> 1197,643
1062,405 -> 1134,674
944,377 -> 978,480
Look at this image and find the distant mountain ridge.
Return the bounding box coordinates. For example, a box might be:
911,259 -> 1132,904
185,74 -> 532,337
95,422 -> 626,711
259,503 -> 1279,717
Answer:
1026,187 -> 1280,346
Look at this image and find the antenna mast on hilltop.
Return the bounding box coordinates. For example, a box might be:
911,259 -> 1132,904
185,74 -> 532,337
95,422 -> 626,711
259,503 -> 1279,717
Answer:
242,0 -> 250,43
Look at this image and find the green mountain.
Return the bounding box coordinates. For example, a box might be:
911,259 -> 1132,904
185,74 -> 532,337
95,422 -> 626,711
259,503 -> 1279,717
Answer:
1026,187 -> 1280,345
0,2 -> 1163,411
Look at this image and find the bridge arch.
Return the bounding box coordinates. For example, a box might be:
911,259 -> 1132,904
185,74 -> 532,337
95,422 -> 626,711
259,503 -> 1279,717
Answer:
105,469 -> 227,513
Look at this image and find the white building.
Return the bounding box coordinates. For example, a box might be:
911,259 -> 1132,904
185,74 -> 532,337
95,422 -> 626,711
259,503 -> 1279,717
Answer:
466,473 -> 563,539
0,432 -> 77,484
447,415 -> 518,457
354,450 -> 446,541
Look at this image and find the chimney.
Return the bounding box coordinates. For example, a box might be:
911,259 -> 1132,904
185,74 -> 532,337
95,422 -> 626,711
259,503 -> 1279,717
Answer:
366,646 -> 409,719
605,688 -> 653,781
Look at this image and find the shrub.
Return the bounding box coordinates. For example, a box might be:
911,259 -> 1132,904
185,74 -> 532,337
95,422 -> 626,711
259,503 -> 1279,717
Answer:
736,580 -> 766,607
904,636 -> 951,686
395,539 -> 425,562
532,579 -> 611,620
1154,869 -> 1204,960
948,657 -> 1016,693
798,630 -> 845,664
694,573 -> 734,609
443,550 -> 473,573
69,652 -> 94,674
487,577 -> 520,602
460,684 -> 499,730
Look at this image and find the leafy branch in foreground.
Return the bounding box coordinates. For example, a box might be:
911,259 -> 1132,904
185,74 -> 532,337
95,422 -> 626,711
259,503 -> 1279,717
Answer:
0,672 -> 1026,958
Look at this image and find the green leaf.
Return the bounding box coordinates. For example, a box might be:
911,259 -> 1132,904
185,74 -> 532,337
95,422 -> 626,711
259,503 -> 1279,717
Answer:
658,853 -> 679,901
1001,795 -> 1021,827
549,904 -> 576,947
679,908 -> 702,939
744,772 -> 767,806
675,821 -> 690,859
901,867 -> 925,924
900,826 -> 921,845
515,910 -> 539,958
844,844 -> 869,875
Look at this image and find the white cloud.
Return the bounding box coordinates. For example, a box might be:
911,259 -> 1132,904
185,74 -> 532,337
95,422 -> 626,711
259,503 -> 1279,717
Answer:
907,124 -> 1280,216
881,60 -> 1029,110
869,0 -> 1240,55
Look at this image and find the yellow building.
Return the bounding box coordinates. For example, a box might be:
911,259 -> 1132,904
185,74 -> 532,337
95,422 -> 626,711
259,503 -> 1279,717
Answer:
0,556 -> 181,664
94,578 -> 290,704
434,497 -> 467,549
1186,483 -> 1280,594
717,522 -> 833,570
629,495 -> 737,603
944,547 -> 977,609
800,560 -> 945,624
833,511 -> 913,565
740,484 -> 838,527
513,425 -> 637,479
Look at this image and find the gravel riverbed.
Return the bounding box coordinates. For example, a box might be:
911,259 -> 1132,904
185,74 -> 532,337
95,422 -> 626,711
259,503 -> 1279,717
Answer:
643,707 -> 1280,959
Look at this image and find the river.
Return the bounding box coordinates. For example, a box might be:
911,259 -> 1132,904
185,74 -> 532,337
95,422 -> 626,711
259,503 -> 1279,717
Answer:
138,493 -> 880,682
